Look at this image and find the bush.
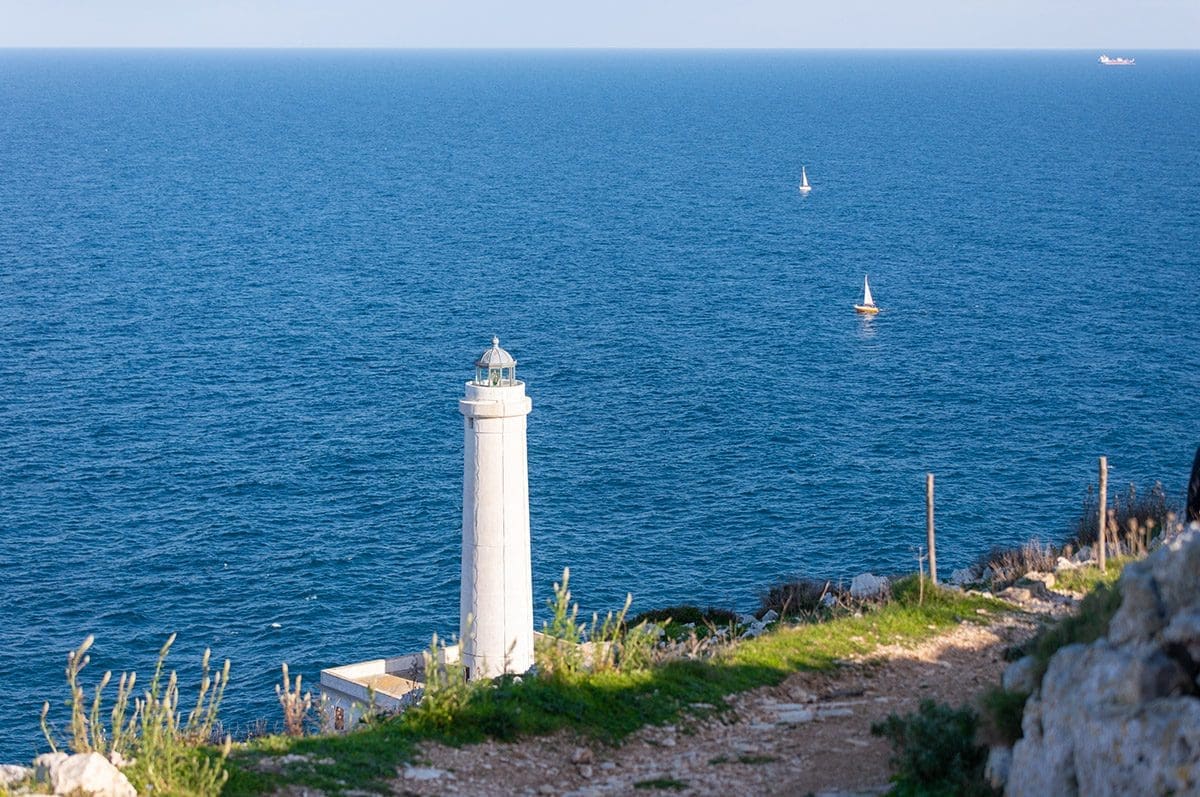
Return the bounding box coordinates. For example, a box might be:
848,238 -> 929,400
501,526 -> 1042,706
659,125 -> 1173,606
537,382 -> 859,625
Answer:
977,686 -> 1028,746
1071,481 -> 1181,554
758,577 -> 840,616
871,699 -> 996,797
973,540 -> 1057,587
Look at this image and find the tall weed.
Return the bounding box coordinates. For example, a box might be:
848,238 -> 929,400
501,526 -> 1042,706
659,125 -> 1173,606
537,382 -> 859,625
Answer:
42,634 -> 232,797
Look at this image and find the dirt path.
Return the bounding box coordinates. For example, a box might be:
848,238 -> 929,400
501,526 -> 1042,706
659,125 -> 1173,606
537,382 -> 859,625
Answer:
393,612 -> 1043,797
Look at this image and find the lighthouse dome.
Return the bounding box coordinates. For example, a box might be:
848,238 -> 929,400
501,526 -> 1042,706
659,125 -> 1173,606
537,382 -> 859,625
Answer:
474,336 -> 518,386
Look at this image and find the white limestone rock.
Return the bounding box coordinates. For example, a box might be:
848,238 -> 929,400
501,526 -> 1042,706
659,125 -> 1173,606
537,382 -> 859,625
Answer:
985,746 -> 1012,791
1001,655 -> 1038,695
0,764 -> 33,788
1005,528 -> 1200,797
38,752 -> 136,797
1054,556 -> 1077,573
849,573 -> 889,600
759,609 -> 779,623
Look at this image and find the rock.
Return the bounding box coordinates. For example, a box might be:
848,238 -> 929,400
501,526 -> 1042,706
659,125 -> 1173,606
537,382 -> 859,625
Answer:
1001,656 -> 1039,695
849,573 -> 889,600
740,623 -> 765,639
578,764 -> 593,779
981,566 -> 995,583
1162,606 -> 1200,663
1054,557 -> 1078,573
819,593 -> 837,608
402,766 -> 446,781
985,745 -> 1012,790
1107,569 -> 1165,646
41,752 -> 136,797
737,613 -> 757,625
33,752 -> 68,784
775,709 -> 815,724
1,764 -> 33,788
570,747 -> 593,765
949,567 -> 977,586
1072,546 -> 1093,564
1006,528 -> 1200,797
760,609 -> 779,623
1020,571 -> 1056,590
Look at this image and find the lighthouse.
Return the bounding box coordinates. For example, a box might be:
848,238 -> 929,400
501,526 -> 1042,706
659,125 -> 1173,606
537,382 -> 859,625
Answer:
459,336 -> 534,679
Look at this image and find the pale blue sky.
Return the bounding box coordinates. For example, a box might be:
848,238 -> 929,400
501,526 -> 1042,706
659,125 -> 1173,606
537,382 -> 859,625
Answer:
1,0 -> 1196,49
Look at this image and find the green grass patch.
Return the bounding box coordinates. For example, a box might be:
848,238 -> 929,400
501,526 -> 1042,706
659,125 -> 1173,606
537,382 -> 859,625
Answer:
1053,556 -> 1133,594
222,581 -> 1006,796
634,777 -> 688,790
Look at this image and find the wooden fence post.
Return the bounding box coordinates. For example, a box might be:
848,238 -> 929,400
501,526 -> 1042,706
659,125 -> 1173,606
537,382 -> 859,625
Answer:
1098,456 -> 1108,571
926,473 -> 937,585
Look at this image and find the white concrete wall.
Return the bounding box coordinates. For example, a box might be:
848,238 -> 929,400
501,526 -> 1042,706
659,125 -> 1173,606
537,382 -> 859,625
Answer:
459,380 -> 534,679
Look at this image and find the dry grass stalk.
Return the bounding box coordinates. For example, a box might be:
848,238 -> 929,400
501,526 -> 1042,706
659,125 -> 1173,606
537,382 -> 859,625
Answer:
275,663 -> 313,737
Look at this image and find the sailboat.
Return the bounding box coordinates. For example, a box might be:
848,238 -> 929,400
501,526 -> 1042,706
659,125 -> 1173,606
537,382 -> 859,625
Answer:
854,275 -> 879,314
798,166 -> 812,194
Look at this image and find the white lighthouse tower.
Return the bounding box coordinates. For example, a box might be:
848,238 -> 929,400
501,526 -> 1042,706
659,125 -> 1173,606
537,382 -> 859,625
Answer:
459,336 -> 534,680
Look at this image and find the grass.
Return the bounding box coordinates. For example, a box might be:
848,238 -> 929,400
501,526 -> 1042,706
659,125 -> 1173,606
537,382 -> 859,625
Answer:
221,580 -> 1005,796
1052,556 -> 1133,594
634,777 -> 688,790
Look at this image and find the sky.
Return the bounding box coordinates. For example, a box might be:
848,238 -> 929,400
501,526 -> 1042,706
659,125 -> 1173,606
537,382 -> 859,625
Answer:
0,0 -> 1196,49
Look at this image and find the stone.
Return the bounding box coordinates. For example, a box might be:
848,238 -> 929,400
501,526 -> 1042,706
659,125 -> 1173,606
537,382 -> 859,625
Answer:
1162,606 -> 1200,663
1019,571 -> 1055,590
1006,529 -> 1200,797
33,752 -> 68,784
1107,568 -> 1165,646
819,593 -> 837,608
402,766 -> 446,781
0,764 -> 33,788
760,609 -> 779,623
775,709 -> 815,724
984,746 -> 1012,790
570,747 -> 593,765
949,567 -> 977,586
1054,557 -> 1078,573
849,573 -> 889,600
578,765 -> 593,779
46,752 -> 136,797
1072,545 -> 1093,564
1001,656 -> 1038,695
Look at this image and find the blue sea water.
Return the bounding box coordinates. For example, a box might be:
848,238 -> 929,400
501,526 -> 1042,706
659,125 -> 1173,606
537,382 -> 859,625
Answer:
0,50 -> 1197,760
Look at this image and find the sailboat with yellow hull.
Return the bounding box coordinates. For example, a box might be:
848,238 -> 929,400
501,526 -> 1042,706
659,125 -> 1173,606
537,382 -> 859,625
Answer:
854,275 -> 879,314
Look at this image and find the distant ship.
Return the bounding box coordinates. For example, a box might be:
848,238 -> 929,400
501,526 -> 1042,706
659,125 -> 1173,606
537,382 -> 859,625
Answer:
798,166 -> 812,194
854,275 -> 879,315
1098,54 -> 1135,66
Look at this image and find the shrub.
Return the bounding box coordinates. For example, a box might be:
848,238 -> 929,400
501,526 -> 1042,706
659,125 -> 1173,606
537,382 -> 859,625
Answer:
871,699 -> 996,797
1071,481 -> 1181,554
977,686 -> 1028,747
758,577 -> 840,616
973,540 -> 1057,587
42,634 -> 232,797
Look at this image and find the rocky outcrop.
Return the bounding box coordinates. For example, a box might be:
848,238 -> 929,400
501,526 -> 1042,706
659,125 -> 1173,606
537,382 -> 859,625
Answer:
32,751 -> 136,797
849,573 -> 889,600
1005,526 -> 1200,797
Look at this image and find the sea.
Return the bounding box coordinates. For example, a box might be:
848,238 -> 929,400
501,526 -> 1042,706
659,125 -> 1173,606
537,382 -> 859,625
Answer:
1,50 -> 1197,760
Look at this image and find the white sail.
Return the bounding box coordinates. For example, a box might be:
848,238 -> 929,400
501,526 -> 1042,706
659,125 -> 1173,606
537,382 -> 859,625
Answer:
862,275 -> 874,306
801,166 -> 810,189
